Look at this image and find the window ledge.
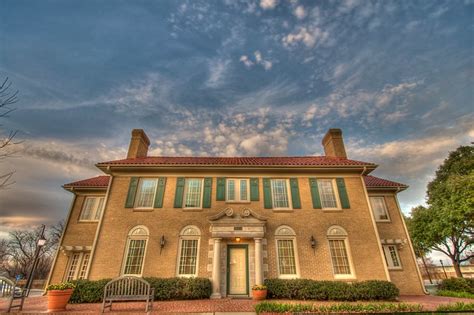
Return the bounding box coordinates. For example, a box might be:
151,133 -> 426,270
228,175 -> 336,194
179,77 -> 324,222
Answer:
182,208 -> 203,212
322,209 -> 343,212
376,220 -> 392,223
225,201 -> 251,204
78,220 -> 99,223
334,275 -> 356,280
278,275 -> 299,279
133,208 -> 154,212
388,267 -> 403,271
272,209 -> 294,213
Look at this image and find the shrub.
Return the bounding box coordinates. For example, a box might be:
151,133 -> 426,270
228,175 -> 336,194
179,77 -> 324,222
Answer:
255,301 -> 423,314
438,277 -> 474,294
437,290 -> 474,299
263,278 -> 399,301
436,302 -> 474,312
69,277 -> 211,303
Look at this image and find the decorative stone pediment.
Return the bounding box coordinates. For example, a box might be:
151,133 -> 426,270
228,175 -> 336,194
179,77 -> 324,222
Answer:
208,207 -> 267,238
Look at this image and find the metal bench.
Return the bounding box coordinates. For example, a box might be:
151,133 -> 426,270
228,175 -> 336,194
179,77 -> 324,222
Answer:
101,276 -> 154,313
0,276 -> 25,313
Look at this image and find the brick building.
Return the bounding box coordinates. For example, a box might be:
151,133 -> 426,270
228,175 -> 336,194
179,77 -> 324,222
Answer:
47,128 -> 426,296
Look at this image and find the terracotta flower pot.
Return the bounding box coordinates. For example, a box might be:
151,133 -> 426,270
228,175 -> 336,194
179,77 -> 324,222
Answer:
252,289 -> 267,300
47,288 -> 73,312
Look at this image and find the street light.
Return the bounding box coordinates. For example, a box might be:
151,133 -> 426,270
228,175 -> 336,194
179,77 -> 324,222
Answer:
25,225 -> 46,296
439,259 -> 448,279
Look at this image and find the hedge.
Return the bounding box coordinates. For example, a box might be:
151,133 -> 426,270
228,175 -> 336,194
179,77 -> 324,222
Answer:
69,277 -> 211,303
264,279 -> 399,301
255,301 -> 423,314
438,277 -> 474,294
436,302 -> 474,312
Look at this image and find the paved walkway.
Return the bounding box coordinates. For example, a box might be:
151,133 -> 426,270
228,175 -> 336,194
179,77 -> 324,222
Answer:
0,295 -> 472,314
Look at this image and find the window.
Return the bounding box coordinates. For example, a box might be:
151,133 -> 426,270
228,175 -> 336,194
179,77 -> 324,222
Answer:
177,226 -> 201,277
122,226 -> 149,276
183,178 -> 204,209
383,245 -> 402,269
327,226 -> 354,278
275,226 -> 299,278
226,179 -> 249,202
317,179 -> 339,209
135,179 -> 158,208
66,252 -> 90,281
271,179 -> 291,209
370,197 -> 390,222
79,197 -> 105,221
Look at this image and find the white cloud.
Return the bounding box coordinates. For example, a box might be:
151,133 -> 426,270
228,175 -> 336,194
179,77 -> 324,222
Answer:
239,51 -> 272,70
206,59 -> 231,88
260,0 -> 278,10
282,27 -> 329,48
239,55 -> 254,67
294,6 -> 306,19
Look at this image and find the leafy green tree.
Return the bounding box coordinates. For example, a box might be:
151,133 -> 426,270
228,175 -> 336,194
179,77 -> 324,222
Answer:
409,146 -> 473,277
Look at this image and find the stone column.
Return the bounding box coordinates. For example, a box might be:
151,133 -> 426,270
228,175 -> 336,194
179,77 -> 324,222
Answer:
255,238 -> 263,285
211,238 -> 222,298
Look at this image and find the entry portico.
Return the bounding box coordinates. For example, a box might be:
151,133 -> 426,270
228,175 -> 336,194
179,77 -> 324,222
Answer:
208,208 -> 266,298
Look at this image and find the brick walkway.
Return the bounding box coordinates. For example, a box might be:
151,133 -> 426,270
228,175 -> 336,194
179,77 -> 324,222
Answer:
1,295 -> 472,314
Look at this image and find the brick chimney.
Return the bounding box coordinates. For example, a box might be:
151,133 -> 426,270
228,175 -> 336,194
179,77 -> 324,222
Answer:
127,129 -> 150,159
322,128 -> 347,158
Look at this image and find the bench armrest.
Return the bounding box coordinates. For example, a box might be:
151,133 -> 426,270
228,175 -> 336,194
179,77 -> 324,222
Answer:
150,287 -> 155,299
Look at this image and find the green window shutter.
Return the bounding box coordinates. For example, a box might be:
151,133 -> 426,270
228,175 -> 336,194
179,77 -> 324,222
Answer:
263,178 -> 272,209
153,177 -> 167,208
250,178 -> 259,201
336,178 -> 350,209
216,177 -> 226,201
309,178 -> 322,209
174,177 -> 185,208
290,178 -> 301,209
125,177 -> 139,208
203,177 -> 212,208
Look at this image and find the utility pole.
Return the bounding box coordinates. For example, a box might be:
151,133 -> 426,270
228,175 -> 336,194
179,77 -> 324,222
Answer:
25,225 -> 46,296
439,259 -> 448,279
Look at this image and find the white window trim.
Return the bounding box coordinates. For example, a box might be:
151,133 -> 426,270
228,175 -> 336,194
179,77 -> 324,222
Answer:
79,196 -> 105,222
65,252 -> 90,281
383,245 -> 403,270
327,226 -> 356,280
275,226 -> 300,279
176,226 -> 201,278
370,196 -> 391,222
226,178 -> 250,203
183,178 -> 205,210
134,178 -> 158,210
317,178 -> 342,211
270,179 -> 293,211
121,226 -> 149,276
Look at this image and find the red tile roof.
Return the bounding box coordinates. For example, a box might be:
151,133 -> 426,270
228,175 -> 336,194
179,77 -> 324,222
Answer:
97,156 -> 376,167
64,175 -> 110,188
364,175 -> 407,189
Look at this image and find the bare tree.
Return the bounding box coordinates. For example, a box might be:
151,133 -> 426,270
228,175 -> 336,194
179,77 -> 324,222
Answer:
0,76 -> 20,189
0,222 -> 64,279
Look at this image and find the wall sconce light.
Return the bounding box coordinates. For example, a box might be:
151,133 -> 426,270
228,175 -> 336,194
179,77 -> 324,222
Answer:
310,236 -> 316,254
235,237 -> 241,242
160,235 -> 166,255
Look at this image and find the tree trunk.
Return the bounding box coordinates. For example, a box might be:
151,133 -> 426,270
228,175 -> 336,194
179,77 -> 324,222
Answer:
452,260 -> 463,278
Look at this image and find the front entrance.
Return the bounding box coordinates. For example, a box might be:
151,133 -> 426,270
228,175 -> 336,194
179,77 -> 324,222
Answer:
227,245 -> 249,296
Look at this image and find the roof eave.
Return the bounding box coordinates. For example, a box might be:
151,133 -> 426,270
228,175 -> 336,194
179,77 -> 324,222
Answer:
366,185 -> 408,192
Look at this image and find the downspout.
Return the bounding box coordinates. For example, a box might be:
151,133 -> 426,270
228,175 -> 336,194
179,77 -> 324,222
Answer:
84,175 -> 114,279
44,190 -> 77,291
360,167 -> 392,282
394,187 -> 429,294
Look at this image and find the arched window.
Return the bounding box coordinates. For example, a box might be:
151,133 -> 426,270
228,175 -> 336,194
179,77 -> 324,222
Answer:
177,225 -> 201,277
122,225 -> 149,276
327,225 -> 354,278
275,225 -> 300,278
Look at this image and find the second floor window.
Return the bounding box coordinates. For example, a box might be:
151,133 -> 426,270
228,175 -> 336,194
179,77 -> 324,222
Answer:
80,197 -> 104,221
317,179 -> 339,209
184,178 -> 203,208
226,179 -> 249,202
370,197 -> 390,221
135,179 -> 158,208
271,179 -> 290,209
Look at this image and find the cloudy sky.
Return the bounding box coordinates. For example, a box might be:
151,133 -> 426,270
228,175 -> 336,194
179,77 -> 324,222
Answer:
0,0 -> 473,240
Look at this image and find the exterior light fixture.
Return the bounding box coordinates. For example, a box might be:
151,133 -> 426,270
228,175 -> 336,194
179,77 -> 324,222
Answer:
235,237 -> 241,242
310,235 -> 316,254
25,225 -> 46,296
159,235 -> 166,255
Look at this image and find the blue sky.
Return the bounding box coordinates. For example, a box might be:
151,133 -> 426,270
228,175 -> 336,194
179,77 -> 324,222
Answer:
0,0 -> 473,239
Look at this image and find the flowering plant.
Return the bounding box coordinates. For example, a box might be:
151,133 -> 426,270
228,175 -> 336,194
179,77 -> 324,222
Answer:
252,284 -> 267,291
46,282 -> 76,291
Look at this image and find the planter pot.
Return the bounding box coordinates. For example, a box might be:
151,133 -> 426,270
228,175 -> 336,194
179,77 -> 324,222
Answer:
47,288 -> 73,312
252,289 -> 267,300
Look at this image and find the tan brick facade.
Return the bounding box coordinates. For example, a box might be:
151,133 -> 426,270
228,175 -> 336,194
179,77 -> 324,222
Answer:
47,129 -> 426,296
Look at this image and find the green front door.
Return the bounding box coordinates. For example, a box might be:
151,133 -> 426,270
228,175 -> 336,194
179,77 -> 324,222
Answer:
227,245 -> 249,295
